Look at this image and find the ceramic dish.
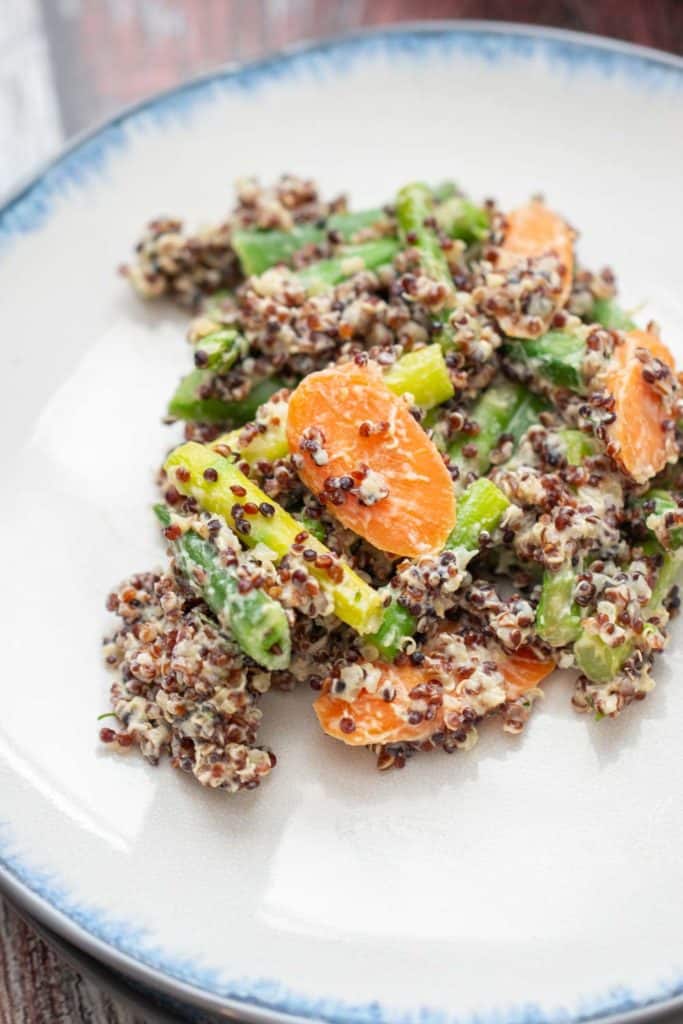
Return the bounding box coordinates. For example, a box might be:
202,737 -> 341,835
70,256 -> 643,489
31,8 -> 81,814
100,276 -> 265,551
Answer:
1,23 -> 682,1024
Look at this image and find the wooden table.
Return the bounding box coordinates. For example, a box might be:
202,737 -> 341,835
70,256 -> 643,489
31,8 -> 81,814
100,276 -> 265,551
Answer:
1,2 -> 681,1021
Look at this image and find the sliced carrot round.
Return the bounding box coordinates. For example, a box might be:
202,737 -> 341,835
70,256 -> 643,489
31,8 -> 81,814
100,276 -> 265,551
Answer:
287,361 -> 456,557
501,203 -> 575,289
605,328 -> 677,484
497,648 -> 556,700
313,663 -> 442,746
500,201 -> 575,309
313,651 -> 556,748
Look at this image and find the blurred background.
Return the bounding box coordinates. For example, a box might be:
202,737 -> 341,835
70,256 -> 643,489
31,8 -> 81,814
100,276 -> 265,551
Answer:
2,0 -> 682,198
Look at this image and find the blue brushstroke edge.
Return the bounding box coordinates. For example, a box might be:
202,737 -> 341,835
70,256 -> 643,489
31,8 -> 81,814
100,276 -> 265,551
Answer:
1,24 -> 682,1024
0,24 -> 681,243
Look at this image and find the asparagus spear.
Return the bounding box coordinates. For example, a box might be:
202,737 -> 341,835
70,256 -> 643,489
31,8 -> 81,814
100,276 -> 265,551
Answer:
192,327 -> 247,373
396,182 -> 455,295
232,209 -> 389,276
295,238 -> 400,294
534,430 -> 599,645
558,428 -> 597,466
368,478 -> 510,660
448,380 -> 548,478
154,504 -> 291,670
168,372 -> 284,425
231,185 -> 458,278
164,442 -> 383,634
446,477 -> 510,550
367,599 -> 418,663
382,344 -> 454,409
212,345 -> 453,466
589,298 -> 637,331
536,563 -> 582,647
434,195 -> 490,244
574,552 -> 683,683
504,332 -> 586,392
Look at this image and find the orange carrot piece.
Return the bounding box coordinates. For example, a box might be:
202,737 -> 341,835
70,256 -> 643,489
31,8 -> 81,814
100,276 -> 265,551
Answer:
313,651 -> 556,747
500,201 -> 575,308
286,361 -> 456,557
605,328 -> 677,484
497,647 -> 556,700
314,664 -> 439,747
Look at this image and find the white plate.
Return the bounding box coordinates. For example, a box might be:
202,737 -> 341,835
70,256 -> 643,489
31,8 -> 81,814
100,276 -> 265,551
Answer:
1,23 -> 683,1024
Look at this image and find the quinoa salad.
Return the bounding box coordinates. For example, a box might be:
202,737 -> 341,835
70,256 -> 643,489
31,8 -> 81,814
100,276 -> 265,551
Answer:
101,175 -> 683,793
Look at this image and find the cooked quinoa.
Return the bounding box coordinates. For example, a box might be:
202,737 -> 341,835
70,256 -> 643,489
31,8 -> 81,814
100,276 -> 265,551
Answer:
103,175 -> 683,791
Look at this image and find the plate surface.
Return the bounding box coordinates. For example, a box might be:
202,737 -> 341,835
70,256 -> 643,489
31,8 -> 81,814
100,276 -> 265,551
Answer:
1,23 -> 682,1024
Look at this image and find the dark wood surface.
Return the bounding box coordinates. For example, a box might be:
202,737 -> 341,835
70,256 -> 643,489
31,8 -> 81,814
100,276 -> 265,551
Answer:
2,1 -> 682,1021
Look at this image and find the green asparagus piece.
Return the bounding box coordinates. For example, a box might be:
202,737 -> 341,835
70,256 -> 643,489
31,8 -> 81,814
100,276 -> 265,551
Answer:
448,381 -> 547,477
383,345 -> 454,409
589,298 -> 637,331
434,195 -> 490,244
193,327 -> 247,373
367,598 -> 419,662
505,332 -> 586,392
154,504 -> 291,670
300,514 -> 327,544
536,563 -> 582,647
213,394 -> 290,464
232,209 -> 389,276
633,489 -> 683,550
430,182 -> 458,202
368,479 -> 510,660
447,477 -> 510,550
574,551 -> 683,683
507,392 -> 550,445
558,428 -> 597,466
396,182 -> 454,295
295,238 -> 400,294
164,442 -> 383,634
168,372 -> 284,425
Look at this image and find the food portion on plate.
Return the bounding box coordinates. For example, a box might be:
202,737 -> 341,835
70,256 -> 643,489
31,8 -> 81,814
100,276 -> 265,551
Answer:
101,175 -> 683,792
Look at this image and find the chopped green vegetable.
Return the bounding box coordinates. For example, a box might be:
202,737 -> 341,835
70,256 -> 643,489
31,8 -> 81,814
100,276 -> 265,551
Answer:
447,477 -> 510,550
559,428 -> 597,466
435,195 -> 490,244
383,345 -> 454,410
590,298 -> 637,331
164,442 -> 383,634
574,552 -> 683,682
396,182 -> 454,295
368,479 -> 510,660
633,489 -> 683,550
193,327 -> 247,373
154,504 -> 291,670
296,238 -> 400,294
536,564 -> 582,647
505,332 -> 586,392
232,209 -> 388,276
168,372 -> 283,425
449,381 -> 547,478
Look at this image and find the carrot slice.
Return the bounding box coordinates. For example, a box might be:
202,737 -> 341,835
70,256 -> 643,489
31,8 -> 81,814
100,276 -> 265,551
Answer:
497,648 -> 556,700
313,651 -> 556,747
313,663 -> 439,747
499,201 -> 575,310
287,361 -> 456,557
493,202 -> 576,342
605,328 -> 677,484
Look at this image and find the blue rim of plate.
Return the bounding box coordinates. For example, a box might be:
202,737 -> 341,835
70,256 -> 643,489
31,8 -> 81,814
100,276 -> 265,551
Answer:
1,21 -> 682,1024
